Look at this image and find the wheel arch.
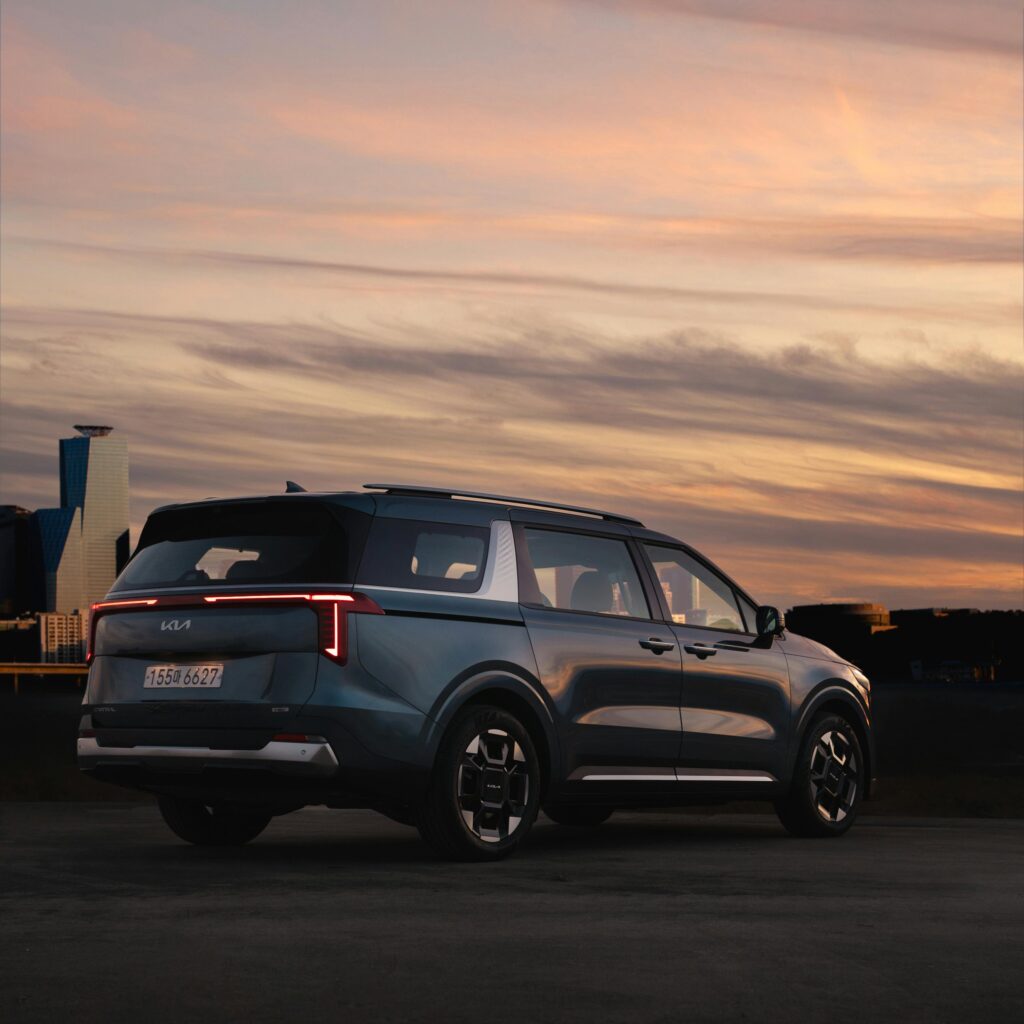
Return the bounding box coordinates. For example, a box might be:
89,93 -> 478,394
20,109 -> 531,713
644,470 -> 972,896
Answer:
792,684 -> 875,798
427,668 -> 560,796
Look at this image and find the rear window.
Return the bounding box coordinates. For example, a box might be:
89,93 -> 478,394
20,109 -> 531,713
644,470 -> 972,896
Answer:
357,518 -> 489,594
112,501 -> 370,592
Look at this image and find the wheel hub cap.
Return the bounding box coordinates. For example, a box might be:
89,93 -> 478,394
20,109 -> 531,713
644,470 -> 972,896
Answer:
457,729 -> 530,843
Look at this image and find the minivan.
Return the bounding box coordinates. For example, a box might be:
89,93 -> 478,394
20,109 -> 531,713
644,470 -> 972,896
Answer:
79,483 -> 874,860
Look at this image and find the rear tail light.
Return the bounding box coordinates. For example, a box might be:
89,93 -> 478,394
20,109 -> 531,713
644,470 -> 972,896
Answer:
87,598 -> 158,664
315,592 -> 383,665
272,733 -> 327,743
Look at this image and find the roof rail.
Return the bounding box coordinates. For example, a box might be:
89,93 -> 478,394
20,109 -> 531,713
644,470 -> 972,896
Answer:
362,483 -> 644,527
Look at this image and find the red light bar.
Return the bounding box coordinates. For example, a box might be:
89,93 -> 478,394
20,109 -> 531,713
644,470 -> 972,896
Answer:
324,602 -> 341,658
87,599 -> 158,663
85,591 -> 382,666
92,598 -> 158,610
203,593 -> 356,604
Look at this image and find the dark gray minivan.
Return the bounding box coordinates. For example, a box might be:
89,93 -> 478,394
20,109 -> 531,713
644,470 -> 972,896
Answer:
79,484 -> 874,860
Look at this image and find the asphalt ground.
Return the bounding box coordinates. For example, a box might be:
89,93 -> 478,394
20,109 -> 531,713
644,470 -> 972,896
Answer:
1,803 -> 1021,1024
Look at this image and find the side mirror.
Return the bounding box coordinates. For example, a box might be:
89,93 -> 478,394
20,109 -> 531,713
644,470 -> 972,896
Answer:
756,605 -> 786,637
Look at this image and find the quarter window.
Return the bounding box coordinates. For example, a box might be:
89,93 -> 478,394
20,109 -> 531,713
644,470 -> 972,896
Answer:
357,518 -> 489,593
643,544 -> 746,633
519,528 -> 650,619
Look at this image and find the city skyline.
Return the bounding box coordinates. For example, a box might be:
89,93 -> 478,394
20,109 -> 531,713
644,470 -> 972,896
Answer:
2,1 -> 1022,610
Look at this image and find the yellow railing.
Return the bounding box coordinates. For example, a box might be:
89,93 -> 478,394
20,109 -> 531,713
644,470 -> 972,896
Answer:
0,663 -> 88,694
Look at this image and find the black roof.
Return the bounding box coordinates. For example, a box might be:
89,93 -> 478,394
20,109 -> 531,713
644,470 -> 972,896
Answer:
362,484 -> 643,526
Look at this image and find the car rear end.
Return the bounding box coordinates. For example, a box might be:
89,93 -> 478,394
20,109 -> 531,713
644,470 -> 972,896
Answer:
77,493 -> 413,809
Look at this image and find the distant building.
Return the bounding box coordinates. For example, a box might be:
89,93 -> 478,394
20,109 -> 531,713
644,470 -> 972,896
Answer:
60,425 -> 129,605
32,506 -> 87,614
0,505 -> 41,615
38,611 -> 86,663
785,603 -> 896,661
0,616 -> 40,660
909,658 -> 997,685
891,608 -> 982,626
3,426 -> 129,635
788,602 -> 894,632
0,613 -> 85,663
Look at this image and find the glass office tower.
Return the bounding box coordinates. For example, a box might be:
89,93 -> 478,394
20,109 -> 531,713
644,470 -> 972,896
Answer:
58,426 -> 130,606
33,506 -> 87,613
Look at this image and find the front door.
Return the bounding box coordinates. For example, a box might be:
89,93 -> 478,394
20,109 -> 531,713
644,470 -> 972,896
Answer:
641,543 -> 791,781
515,524 -> 683,782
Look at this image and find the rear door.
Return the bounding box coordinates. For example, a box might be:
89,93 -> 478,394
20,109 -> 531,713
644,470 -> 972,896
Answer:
89,603 -> 322,727
639,542 -> 791,781
514,521 -> 682,783
87,497 -> 371,728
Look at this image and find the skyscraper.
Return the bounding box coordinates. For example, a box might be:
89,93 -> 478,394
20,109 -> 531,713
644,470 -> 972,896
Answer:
0,504 -> 41,614
58,425 -> 130,605
33,506 -> 86,613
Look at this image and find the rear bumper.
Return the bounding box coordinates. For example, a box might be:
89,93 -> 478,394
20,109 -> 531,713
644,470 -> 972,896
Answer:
77,736 -> 339,776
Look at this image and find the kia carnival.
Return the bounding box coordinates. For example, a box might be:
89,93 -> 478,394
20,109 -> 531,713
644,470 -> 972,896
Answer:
78,484 -> 874,860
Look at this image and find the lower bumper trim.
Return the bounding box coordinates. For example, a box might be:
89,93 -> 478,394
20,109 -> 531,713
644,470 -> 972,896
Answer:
77,737 -> 339,776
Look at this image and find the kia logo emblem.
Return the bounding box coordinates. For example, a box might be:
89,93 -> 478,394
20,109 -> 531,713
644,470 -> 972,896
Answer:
160,619 -> 192,632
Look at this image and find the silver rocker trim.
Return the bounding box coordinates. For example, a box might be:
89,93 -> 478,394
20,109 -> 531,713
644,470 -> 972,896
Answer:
675,768 -> 776,783
77,737 -> 339,776
571,765 -> 777,783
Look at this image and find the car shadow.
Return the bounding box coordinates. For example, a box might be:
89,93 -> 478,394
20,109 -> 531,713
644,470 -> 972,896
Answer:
128,811 -> 795,873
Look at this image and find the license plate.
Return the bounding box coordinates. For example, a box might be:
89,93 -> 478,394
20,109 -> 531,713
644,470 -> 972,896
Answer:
143,664 -> 224,689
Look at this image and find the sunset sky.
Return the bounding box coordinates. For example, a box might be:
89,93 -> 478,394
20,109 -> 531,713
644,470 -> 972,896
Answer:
1,0 -> 1021,610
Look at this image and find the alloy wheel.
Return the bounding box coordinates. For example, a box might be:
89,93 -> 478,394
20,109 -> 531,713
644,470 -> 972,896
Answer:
457,728 -> 530,843
808,729 -> 859,823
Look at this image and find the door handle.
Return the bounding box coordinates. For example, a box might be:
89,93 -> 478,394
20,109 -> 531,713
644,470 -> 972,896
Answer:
683,643 -> 718,659
639,638 -> 676,655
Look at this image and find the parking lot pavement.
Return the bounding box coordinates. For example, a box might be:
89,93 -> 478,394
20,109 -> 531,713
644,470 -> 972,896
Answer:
1,804 -> 1021,1024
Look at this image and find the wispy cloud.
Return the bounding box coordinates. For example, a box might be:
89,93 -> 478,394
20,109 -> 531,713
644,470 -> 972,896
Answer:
2,304 -> 1020,607
580,0 -> 1024,58
2,0 -> 1021,609
11,238 -> 1019,323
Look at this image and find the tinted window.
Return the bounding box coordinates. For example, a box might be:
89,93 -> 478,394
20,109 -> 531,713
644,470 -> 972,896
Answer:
520,528 -> 649,619
113,501 -> 369,592
644,544 -> 745,632
736,593 -> 759,633
357,518 -> 489,594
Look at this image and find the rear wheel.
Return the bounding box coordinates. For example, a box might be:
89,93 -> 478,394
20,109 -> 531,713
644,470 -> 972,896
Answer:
157,795 -> 272,846
417,705 -> 540,861
543,804 -> 613,827
776,713 -> 865,837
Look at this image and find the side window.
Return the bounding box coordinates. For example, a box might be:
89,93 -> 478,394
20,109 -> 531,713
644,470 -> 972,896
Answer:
358,518 -> 489,593
643,544 -> 746,633
736,593 -> 759,634
519,528 -> 650,619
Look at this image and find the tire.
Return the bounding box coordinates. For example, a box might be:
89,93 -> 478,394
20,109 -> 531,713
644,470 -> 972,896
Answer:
543,804 -> 613,827
157,796 -> 272,847
417,705 -> 541,861
776,713 -> 865,838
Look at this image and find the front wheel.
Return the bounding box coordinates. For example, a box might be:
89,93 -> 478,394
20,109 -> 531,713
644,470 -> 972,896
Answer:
776,713 -> 865,837
417,705 -> 541,861
157,796 -> 272,846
